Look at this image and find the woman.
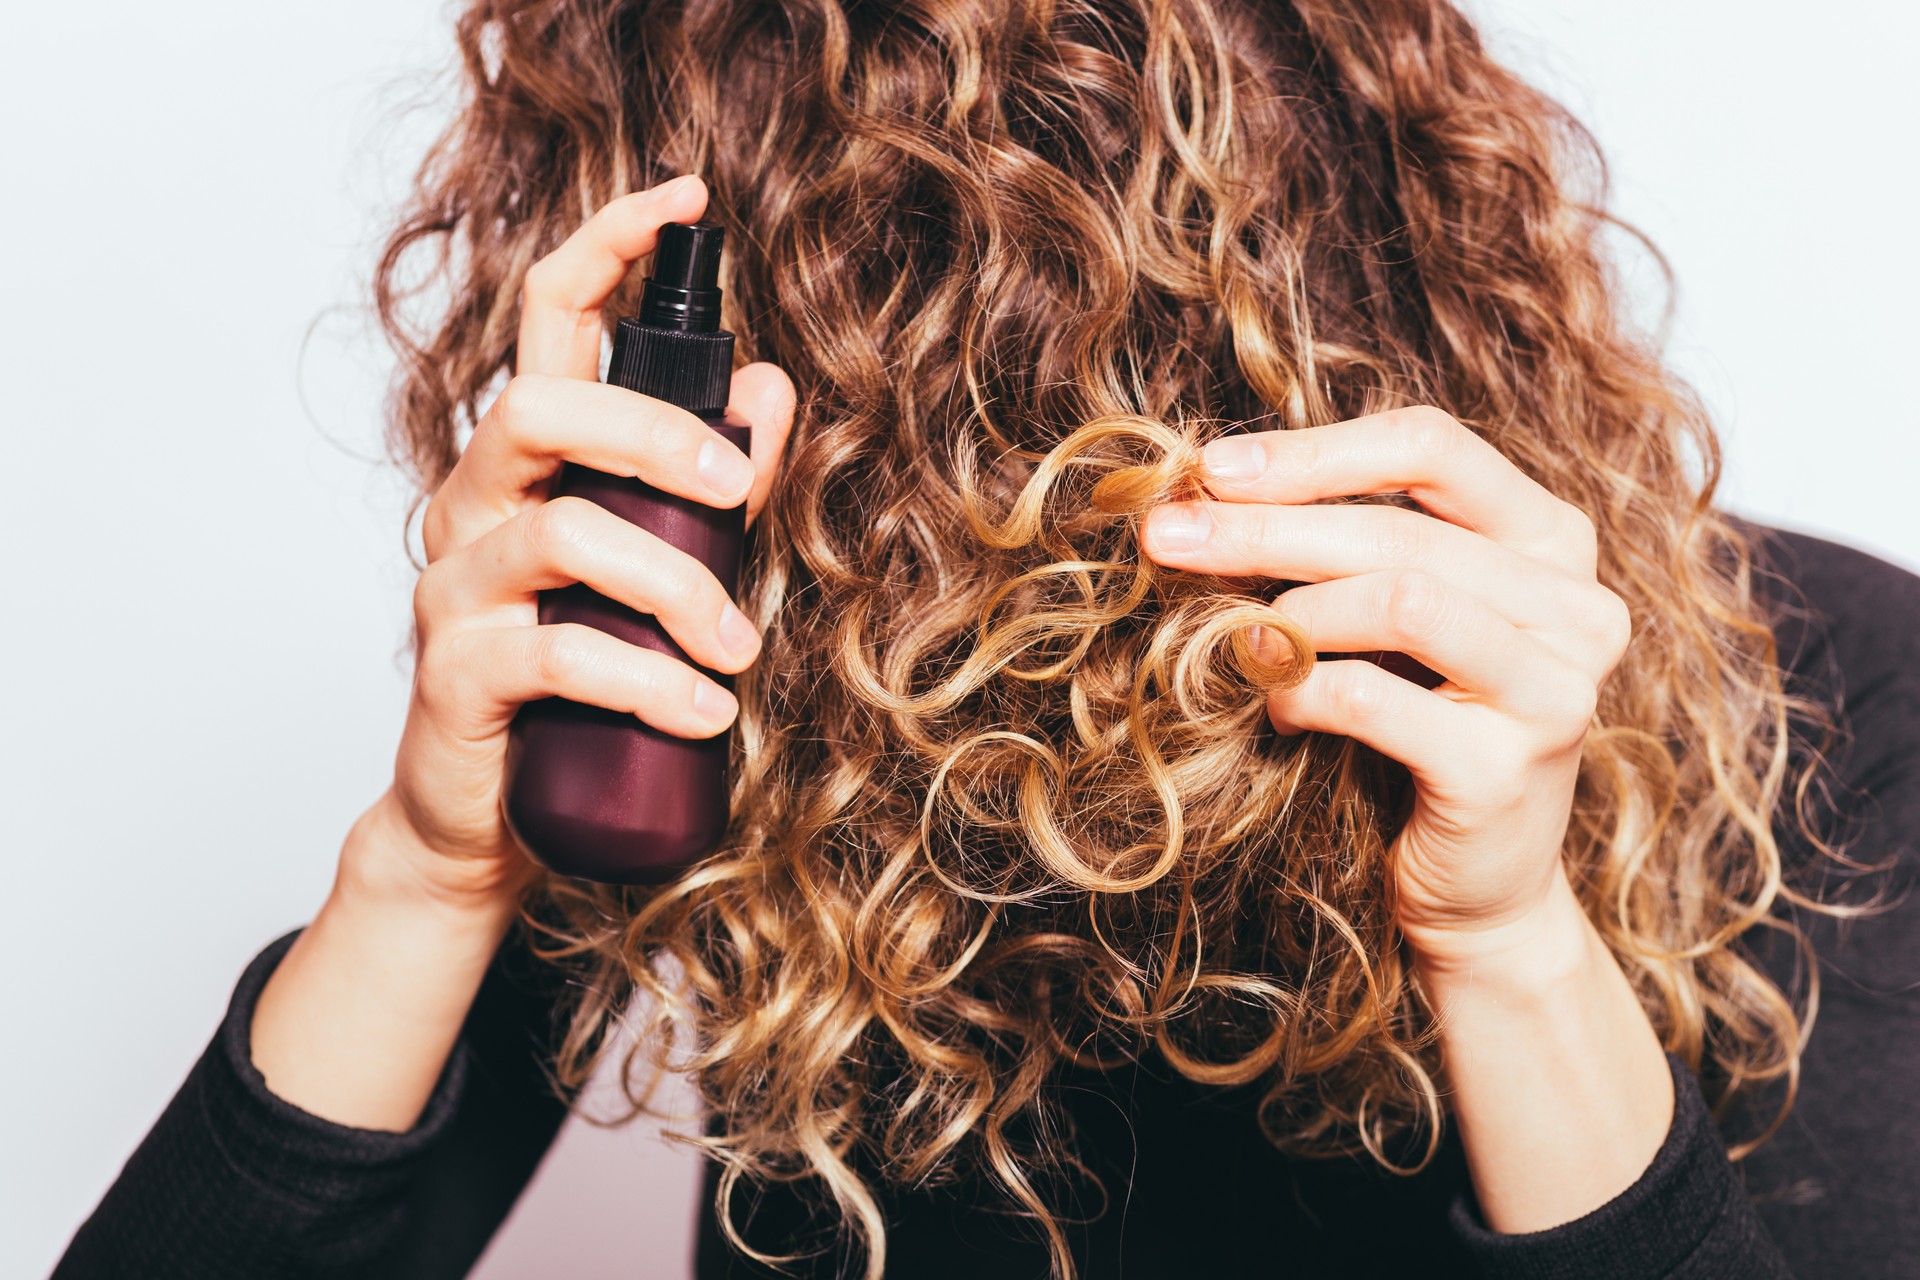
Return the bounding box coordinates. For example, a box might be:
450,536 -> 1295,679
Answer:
53,0 -> 1919,1277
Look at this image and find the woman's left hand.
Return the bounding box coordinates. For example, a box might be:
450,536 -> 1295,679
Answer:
1141,405 -> 1633,974
1143,406 -> 1677,1235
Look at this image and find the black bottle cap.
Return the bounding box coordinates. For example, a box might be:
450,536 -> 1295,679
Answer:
609,219 -> 734,416
639,221 -> 725,332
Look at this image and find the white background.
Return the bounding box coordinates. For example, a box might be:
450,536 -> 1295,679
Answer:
3,2 -> 1914,1275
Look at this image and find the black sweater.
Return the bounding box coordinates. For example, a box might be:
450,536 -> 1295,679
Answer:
52,525 -> 1920,1279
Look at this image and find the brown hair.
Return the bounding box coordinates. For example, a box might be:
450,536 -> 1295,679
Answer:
375,1 -> 1851,1274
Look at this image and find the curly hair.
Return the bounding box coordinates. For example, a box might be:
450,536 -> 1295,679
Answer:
373,1 -> 1855,1274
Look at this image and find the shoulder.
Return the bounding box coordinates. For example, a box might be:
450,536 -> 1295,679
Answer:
1736,518 -> 1920,690
1728,517 -> 1920,848
1719,520 -> 1920,1277
1732,517 -> 1920,984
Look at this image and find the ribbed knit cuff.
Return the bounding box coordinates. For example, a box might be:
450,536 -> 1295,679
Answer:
1448,1054 -> 1791,1280
198,929 -> 470,1209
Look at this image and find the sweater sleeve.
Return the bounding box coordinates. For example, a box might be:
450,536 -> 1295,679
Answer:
1445,1053 -> 1792,1279
52,925 -> 574,1280
1445,521 -> 1920,1279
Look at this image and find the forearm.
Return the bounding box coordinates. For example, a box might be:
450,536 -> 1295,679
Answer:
250,792 -> 521,1131
1416,868 -> 1675,1234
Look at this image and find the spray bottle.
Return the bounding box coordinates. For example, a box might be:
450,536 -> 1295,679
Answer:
501,219 -> 750,883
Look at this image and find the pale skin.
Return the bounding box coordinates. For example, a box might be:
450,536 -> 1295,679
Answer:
253,173 -> 1671,1240
1142,416 -> 1672,1231
250,174 -> 800,1131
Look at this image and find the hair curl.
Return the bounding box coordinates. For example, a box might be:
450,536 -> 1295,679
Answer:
374,1 -> 1858,1274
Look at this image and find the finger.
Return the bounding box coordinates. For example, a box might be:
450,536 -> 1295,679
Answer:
1197,406 -> 1596,577
416,495 -> 761,675
729,361 -> 798,530
517,175 -> 711,379
425,374 -> 754,560
1267,571 -> 1595,721
1264,658 -> 1481,785
1143,499 -> 1585,635
433,621 -> 738,740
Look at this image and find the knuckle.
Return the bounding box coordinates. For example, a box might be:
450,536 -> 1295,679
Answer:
411,632 -> 463,715
644,657 -> 699,720
1565,675 -> 1600,727
1403,405 -> 1466,464
1290,426 -> 1330,485
1245,505 -> 1289,565
411,563 -> 449,630
1540,672 -> 1599,745
1371,507 -> 1429,567
523,495 -> 597,562
521,256 -> 556,305
1379,569 -> 1450,643
489,373 -> 544,437
1325,663 -> 1386,720
652,660 -> 698,716
1478,742 -> 1535,807
1594,585 -> 1633,658
668,552 -> 720,615
527,624 -> 593,688
421,488 -> 452,561
1556,499 -> 1600,559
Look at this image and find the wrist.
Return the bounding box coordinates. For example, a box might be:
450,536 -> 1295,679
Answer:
251,798 -> 521,1131
1408,867 -> 1606,1006
1405,868 -> 1675,1235
334,790 -> 529,933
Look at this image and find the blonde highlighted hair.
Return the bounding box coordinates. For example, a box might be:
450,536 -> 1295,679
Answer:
375,0 -> 1854,1274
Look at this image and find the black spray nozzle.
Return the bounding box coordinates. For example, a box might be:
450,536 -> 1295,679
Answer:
639,220 -> 725,332
610,214 -> 733,414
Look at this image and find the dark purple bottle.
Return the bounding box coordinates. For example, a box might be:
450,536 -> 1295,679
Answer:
501,219 -> 749,884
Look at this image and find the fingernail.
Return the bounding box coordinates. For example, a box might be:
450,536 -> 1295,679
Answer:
1202,436 -> 1265,482
693,679 -> 737,723
698,438 -> 754,501
1146,504 -> 1210,552
1248,623 -> 1277,660
718,603 -> 759,657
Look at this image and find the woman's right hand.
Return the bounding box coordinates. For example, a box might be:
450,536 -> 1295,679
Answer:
356,174 -> 796,916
